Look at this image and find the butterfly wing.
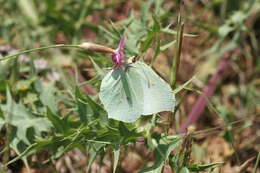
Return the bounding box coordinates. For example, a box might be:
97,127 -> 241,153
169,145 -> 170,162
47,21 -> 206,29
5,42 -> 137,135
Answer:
99,68 -> 143,122
99,61 -> 175,122
134,62 -> 175,115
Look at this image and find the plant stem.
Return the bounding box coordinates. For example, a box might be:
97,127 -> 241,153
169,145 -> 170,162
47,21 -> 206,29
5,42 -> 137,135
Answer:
253,151 -> 260,173
0,44 -> 81,61
170,14 -> 184,88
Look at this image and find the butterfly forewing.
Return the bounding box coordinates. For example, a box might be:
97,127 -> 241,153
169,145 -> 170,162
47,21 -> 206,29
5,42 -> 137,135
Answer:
99,67 -> 143,122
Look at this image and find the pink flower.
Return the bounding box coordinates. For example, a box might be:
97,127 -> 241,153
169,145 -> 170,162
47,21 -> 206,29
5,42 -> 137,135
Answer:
111,37 -> 125,69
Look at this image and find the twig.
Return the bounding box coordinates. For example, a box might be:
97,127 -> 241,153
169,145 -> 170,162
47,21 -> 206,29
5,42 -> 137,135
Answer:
238,156 -> 256,173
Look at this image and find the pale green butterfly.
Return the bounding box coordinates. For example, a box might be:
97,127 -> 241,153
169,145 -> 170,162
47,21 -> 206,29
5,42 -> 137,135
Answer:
99,61 -> 175,122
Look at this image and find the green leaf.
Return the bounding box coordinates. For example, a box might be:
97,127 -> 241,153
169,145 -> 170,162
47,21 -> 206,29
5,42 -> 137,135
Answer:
75,87 -> 93,123
161,28 -> 198,37
187,162 -> 223,172
218,25 -> 234,38
86,143 -> 107,171
46,108 -> 67,133
118,122 -> 131,137
140,0 -> 153,23
160,40 -> 176,51
151,38 -> 161,66
89,57 -> 105,78
179,167 -> 190,173
83,91 -> 108,123
99,61 -> 175,122
173,76 -> 195,94
15,78 -> 35,91
1,89 -> 51,153
86,149 -> 99,172
140,135 -> 182,173
39,84 -> 58,114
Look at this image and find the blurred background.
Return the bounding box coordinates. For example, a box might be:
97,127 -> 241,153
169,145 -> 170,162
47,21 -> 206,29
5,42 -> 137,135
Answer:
0,0 -> 260,172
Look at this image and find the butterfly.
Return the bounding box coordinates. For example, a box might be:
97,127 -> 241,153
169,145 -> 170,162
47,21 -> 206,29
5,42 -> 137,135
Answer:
99,61 -> 175,122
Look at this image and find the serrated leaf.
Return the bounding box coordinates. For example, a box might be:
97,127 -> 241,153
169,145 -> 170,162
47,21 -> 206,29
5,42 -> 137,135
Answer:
140,135 -> 182,173
99,61 -> 175,122
1,89 -> 51,153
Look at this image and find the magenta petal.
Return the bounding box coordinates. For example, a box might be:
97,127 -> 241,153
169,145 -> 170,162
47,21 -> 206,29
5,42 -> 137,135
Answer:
118,37 -> 126,50
111,37 -> 125,67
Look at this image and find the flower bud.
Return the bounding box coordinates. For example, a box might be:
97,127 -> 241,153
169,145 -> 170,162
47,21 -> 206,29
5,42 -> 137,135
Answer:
79,42 -> 116,54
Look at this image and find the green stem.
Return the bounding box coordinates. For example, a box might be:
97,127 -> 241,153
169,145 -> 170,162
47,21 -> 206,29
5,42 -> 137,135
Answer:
253,151 -> 260,173
0,44 -> 81,61
170,14 -> 184,88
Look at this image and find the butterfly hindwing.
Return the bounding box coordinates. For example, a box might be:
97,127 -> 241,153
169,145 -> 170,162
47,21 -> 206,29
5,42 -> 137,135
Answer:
134,62 -> 175,115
